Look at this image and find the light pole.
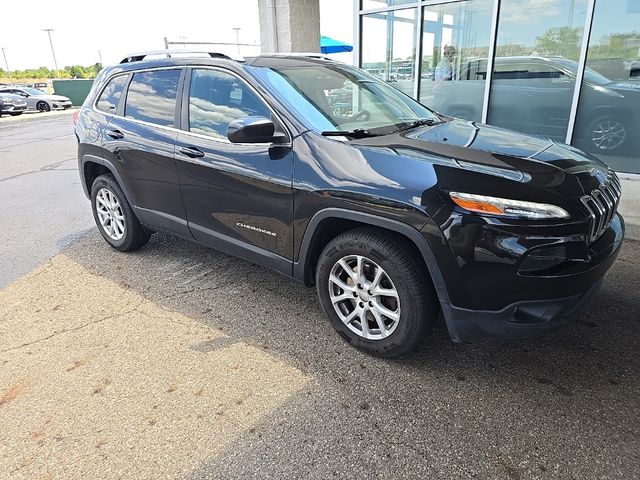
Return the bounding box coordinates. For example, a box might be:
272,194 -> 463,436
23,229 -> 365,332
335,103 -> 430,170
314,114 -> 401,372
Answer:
233,27 -> 241,55
42,28 -> 59,76
1,47 -> 8,71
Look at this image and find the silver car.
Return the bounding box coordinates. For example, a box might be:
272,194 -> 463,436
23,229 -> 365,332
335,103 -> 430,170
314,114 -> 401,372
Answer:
0,86 -> 72,112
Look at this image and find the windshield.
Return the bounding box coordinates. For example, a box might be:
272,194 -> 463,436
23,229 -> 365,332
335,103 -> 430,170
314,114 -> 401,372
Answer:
248,62 -> 439,133
22,88 -> 45,96
552,59 -> 612,85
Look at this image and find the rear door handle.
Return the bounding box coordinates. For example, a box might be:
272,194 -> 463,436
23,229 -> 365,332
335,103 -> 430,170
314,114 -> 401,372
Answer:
106,129 -> 124,140
179,146 -> 205,158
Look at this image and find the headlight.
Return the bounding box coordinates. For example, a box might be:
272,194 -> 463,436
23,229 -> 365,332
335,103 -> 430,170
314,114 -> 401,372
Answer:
449,192 -> 570,219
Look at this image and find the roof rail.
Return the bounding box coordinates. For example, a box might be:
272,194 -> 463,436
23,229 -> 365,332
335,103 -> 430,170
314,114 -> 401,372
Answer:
119,50 -> 243,64
258,52 -> 338,62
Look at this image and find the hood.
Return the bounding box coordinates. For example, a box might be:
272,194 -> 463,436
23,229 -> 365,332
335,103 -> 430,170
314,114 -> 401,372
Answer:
46,94 -> 70,101
351,119 -> 609,195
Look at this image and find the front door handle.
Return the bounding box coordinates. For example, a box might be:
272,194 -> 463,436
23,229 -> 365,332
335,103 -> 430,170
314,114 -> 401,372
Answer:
106,129 -> 124,140
179,146 -> 205,158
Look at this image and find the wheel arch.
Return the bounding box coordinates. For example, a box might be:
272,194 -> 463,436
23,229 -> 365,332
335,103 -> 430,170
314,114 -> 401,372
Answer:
293,208 -> 450,306
80,154 -> 132,203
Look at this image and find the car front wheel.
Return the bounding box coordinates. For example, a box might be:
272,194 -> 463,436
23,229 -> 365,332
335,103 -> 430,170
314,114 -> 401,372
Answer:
91,174 -> 151,251
587,115 -> 627,152
36,101 -> 50,112
316,227 -> 439,357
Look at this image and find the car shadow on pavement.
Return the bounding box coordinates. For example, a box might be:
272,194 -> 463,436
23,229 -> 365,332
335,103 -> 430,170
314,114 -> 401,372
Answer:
61,230 -> 640,479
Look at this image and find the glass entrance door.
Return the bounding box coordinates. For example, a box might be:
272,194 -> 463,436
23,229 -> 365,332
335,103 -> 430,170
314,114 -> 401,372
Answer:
418,0 -> 494,122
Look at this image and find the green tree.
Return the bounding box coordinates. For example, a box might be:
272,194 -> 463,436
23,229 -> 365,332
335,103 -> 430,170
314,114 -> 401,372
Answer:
535,27 -> 582,60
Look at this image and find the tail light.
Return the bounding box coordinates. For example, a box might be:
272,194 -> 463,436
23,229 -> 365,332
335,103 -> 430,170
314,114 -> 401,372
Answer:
72,110 -> 79,125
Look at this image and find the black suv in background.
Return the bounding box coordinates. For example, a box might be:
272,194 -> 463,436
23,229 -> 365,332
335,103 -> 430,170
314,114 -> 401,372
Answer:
75,51 -> 624,357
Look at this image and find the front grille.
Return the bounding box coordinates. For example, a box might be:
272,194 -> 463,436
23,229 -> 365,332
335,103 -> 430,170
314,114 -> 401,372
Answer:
581,172 -> 621,243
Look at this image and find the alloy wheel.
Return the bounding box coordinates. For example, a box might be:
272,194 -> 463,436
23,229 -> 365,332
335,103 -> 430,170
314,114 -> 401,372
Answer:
95,188 -> 125,241
591,119 -> 626,151
328,255 -> 401,340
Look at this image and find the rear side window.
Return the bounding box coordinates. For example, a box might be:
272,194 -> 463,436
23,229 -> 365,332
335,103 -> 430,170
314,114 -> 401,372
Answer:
125,69 -> 182,126
188,69 -> 272,140
96,75 -> 127,113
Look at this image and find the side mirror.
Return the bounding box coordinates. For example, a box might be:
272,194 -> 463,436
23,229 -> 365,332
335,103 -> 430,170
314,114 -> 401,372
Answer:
227,116 -> 285,144
21,93 -> 29,97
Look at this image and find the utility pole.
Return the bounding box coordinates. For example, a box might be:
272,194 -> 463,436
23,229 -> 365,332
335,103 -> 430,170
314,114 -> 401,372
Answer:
42,28 -> 59,76
233,27 -> 241,55
98,49 -> 103,65
1,47 -> 8,71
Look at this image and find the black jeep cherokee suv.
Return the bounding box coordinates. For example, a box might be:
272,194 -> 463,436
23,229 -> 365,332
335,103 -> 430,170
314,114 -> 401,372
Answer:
75,51 -> 624,357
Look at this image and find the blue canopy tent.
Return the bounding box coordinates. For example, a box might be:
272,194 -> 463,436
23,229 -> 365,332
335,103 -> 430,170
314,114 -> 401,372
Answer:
320,36 -> 353,54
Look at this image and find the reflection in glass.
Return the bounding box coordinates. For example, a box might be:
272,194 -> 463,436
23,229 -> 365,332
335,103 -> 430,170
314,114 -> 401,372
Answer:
250,63 -> 438,134
487,0 -> 587,141
361,8 -> 417,96
189,69 -> 271,140
418,0 -> 493,122
572,0 -> 640,173
125,70 -> 181,127
96,75 -> 127,113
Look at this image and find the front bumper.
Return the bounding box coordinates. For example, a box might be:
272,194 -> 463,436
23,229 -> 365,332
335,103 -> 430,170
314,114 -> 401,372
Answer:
52,101 -> 72,110
428,213 -> 624,342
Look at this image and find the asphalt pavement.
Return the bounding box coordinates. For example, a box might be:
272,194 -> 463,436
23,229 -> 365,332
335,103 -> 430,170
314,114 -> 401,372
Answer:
0,111 -> 94,287
0,116 -> 638,479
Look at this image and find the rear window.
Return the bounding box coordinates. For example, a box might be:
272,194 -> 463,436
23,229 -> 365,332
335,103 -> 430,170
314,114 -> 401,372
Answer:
124,69 -> 182,126
96,75 -> 128,113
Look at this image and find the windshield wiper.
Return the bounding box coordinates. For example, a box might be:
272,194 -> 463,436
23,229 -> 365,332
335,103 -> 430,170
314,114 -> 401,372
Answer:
321,128 -> 378,139
392,118 -> 443,133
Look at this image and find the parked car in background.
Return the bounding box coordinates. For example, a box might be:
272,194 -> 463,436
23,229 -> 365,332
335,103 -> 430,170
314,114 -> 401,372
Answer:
0,92 -> 28,116
0,86 -> 72,112
431,56 -> 640,153
32,82 -> 51,93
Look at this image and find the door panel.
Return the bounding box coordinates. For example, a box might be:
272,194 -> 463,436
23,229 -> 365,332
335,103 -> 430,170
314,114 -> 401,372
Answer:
176,136 -> 294,260
103,68 -> 188,234
176,67 -> 294,262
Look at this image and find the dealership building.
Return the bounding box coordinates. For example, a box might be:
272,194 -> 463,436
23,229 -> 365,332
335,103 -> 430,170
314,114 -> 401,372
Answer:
352,0 -> 640,175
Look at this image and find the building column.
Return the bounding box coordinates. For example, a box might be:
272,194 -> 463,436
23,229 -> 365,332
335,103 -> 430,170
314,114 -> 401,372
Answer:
258,0 -> 321,53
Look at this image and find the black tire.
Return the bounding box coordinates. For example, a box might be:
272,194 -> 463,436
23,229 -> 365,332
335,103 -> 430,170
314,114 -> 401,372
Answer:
90,174 -> 151,251
316,227 -> 439,358
36,101 -> 50,112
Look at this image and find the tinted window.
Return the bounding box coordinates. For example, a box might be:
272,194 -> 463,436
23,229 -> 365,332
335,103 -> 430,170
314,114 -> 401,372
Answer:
125,69 -> 181,126
188,69 -> 271,140
96,75 -> 128,113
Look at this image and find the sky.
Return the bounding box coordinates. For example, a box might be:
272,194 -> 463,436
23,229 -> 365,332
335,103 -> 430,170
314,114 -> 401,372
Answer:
0,0 -> 354,70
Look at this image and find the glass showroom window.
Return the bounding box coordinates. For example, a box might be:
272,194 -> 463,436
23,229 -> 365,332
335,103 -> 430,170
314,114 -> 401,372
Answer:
487,0 -> 588,141
572,0 -> 640,174
418,0 -> 494,122
361,0 -> 418,10
361,8 -> 418,97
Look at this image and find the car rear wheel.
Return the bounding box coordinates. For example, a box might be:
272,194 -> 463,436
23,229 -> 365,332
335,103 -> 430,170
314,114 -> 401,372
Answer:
36,101 -> 50,113
91,174 -> 151,251
316,227 -> 439,357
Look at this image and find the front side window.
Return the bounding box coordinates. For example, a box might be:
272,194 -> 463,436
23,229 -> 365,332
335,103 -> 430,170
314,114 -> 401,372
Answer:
125,69 -> 182,126
96,75 -> 128,113
188,69 -> 272,140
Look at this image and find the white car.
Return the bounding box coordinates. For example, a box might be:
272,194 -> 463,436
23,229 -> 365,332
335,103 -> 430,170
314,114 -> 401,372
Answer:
0,87 -> 72,112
